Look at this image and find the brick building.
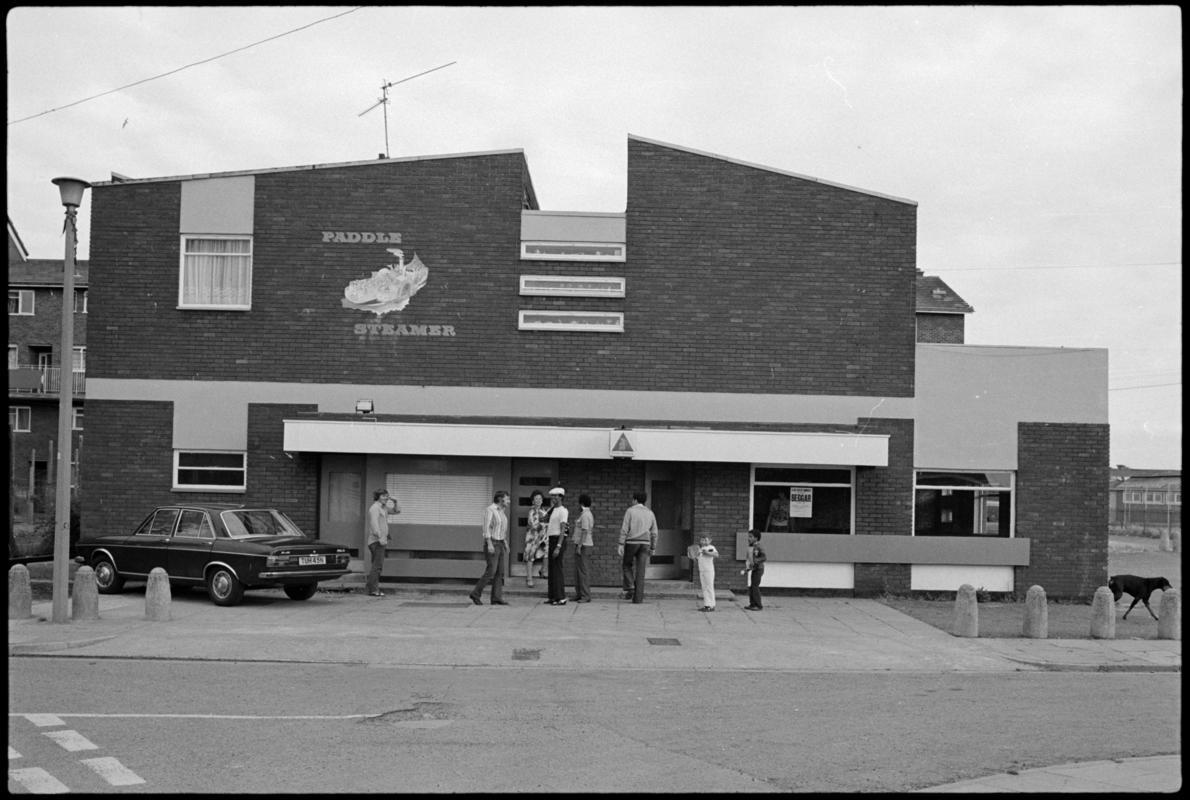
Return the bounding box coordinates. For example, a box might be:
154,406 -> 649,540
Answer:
8,217 -> 87,522
81,136 -> 1109,599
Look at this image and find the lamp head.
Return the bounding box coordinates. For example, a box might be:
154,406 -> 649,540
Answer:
52,176 -> 91,208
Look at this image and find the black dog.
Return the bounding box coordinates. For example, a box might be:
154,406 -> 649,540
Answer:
1108,574 -> 1173,621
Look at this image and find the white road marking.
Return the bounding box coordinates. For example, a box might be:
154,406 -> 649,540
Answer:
8,746 -> 21,760
24,714 -> 64,727
42,730 -> 99,752
7,766 -> 70,793
80,756 -> 146,786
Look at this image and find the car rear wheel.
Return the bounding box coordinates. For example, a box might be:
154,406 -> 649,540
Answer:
206,566 -> 244,606
92,556 -> 125,594
283,582 -> 318,601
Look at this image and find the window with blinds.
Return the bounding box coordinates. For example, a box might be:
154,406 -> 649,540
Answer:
387,473 -> 493,525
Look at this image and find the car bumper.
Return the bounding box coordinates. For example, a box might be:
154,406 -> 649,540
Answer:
256,569 -> 351,581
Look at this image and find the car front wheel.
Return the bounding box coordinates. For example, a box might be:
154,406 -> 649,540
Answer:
206,566 -> 244,606
283,582 -> 318,601
92,556 -> 125,594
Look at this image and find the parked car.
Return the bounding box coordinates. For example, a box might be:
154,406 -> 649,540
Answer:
75,503 -> 351,606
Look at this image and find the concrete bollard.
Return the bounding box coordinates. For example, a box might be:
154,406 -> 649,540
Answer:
1159,528 -> 1172,552
71,566 -> 100,621
9,564 -> 33,619
1090,585 -> 1116,639
951,584 -> 978,637
1022,585 -> 1048,638
1157,589 -> 1180,640
144,567 -> 172,621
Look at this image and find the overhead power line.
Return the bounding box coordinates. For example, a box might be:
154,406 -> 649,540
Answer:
7,7 -> 365,126
1108,382 -> 1181,392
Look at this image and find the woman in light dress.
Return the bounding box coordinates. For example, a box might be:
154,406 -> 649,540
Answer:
523,490 -> 549,587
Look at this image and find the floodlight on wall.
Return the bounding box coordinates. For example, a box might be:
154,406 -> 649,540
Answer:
355,399 -> 375,415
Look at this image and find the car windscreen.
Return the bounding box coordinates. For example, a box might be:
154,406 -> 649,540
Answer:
220,509 -> 306,539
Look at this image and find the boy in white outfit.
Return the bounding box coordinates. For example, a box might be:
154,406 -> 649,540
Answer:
697,535 -> 719,611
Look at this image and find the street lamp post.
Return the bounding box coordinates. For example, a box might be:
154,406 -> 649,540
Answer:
50,176 -> 90,623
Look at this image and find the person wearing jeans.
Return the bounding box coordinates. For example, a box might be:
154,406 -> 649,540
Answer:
470,490 -> 510,605
572,493 -> 594,602
618,491 -> 658,604
365,489 -> 399,597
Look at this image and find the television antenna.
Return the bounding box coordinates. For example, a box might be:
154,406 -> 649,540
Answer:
359,61 -> 456,158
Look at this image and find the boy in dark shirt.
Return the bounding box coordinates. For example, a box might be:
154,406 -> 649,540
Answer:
740,529 -> 766,610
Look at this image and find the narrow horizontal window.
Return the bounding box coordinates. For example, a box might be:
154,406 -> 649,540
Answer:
521,241 -> 625,262
519,275 -> 625,298
179,235 -> 252,310
518,310 -> 624,333
174,450 -> 247,492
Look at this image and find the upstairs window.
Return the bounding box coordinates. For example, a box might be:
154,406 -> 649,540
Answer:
519,275 -> 626,298
520,242 -> 625,262
74,289 -> 88,313
179,236 -> 252,309
518,310 -> 624,333
8,289 -> 34,315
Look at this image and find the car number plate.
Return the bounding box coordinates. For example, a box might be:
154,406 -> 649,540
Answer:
298,555 -> 326,566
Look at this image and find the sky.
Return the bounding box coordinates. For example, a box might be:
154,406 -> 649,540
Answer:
7,6 -> 1182,470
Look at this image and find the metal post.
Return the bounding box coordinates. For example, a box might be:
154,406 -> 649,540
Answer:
50,176 -> 89,623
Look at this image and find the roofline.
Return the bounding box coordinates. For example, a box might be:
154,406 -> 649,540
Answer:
7,216 -> 29,261
628,134 -> 918,207
91,147 -> 527,188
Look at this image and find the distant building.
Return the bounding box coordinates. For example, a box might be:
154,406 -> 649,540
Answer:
7,217 -> 87,520
80,136 -> 1110,598
1109,466 -> 1181,531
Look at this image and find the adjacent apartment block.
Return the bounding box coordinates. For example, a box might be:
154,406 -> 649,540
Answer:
8,217 -> 87,520
81,136 -> 1110,598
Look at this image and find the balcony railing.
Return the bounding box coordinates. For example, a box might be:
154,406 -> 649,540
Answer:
8,367 -> 86,396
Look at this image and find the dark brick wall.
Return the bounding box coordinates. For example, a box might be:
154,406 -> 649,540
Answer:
854,563 -> 911,595
7,285 -> 88,362
78,399 -> 175,538
915,313 -> 964,343
854,418 -> 915,538
624,138 -> 918,396
86,181 -> 180,378
87,141 -> 918,398
553,459 -> 646,587
692,462 -> 752,590
1016,422 -> 1110,600
246,404 -> 320,535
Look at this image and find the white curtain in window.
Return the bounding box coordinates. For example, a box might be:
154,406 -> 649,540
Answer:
183,238 -> 251,306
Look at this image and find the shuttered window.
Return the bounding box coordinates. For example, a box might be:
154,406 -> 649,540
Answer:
386,473 -> 493,525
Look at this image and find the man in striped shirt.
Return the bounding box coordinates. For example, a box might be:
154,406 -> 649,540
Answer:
469,490 -> 510,606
